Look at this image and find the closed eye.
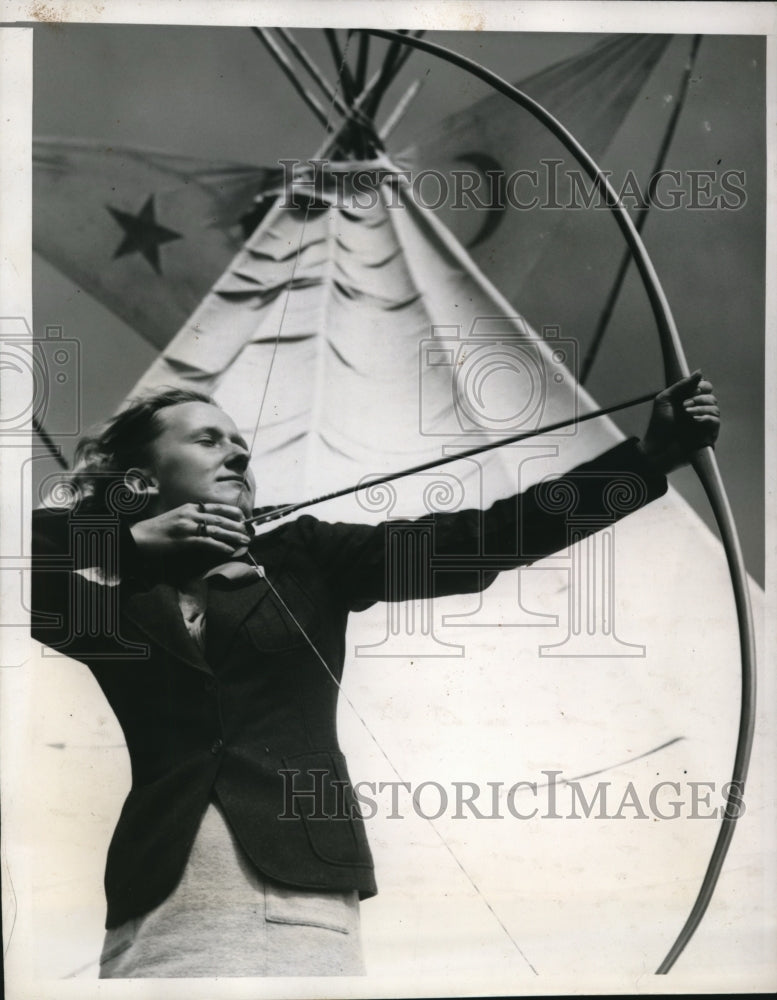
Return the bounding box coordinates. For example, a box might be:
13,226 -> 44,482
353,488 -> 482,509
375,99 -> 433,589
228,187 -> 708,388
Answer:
192,426 -> 248,452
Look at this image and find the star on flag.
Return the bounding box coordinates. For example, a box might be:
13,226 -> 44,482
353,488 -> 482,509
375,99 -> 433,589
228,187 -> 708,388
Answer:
107,195 -> 182,275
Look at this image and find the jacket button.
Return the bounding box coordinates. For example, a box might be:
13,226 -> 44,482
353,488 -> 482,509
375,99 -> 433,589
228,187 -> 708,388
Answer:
210,739 -> 224,754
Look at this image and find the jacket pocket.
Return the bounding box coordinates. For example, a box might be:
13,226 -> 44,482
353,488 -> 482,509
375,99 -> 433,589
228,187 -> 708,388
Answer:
264,881 -> 357,934
244,573 -> 322,652
281,750 -> 373,868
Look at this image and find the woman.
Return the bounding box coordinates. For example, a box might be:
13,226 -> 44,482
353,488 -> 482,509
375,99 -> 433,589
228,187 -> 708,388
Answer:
31,376 -> 720,977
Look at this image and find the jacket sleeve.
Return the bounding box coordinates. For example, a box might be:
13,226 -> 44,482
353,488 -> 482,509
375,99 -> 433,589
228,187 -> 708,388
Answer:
30,506 -> 143,659
293,438 -> 668,612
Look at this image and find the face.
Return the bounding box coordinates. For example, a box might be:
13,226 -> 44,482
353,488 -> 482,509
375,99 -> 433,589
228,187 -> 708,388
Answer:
142,402 -> 256,517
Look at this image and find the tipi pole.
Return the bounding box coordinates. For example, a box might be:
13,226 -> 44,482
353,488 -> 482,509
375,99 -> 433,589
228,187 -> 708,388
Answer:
355,32 -> 370,93
311,35 -> 424,160
363,30 -> 425,119
324,29 -> 356,108
580,35 -> 703,384
379,79 -> 424,141
252,28 -> 332,130
276,28 -> 350,119
384,31 -> 426,85
313,77 -> 384,160
33,416 -> 69,470
361,35 -> 405,119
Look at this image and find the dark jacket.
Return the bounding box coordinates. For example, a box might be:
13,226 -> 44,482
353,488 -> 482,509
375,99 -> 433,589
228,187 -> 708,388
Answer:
30,438 -> 667,929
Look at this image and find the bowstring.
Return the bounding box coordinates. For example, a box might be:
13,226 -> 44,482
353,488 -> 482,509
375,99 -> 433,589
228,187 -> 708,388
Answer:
246,552 -> 539,975
246,33 -> 539,973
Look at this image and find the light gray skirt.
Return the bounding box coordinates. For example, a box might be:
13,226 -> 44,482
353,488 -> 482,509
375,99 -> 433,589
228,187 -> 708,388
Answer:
98,799 -> 365,978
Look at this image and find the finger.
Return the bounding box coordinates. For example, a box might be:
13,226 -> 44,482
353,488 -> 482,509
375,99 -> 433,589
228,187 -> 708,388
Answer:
192,511 -> 251,542
660,370 -> 703,401
683,398 -> 719,410
683,393 -> 717,407
685,405 -> 720,417
187,521 -> 244,552
199,513 -> 252,538
692,419 -> 719,444
198,524 -> 251,547
690,420 -> 720,443
187,516 -> 245,541
199,503 -> 246,522
194,538 -> 237,556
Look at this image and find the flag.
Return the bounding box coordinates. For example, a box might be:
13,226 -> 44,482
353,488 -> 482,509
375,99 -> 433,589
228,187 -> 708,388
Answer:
33,138 -> 283,349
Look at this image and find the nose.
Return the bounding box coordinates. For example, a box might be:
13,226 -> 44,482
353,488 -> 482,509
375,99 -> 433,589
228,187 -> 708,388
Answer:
225,443 -> 250,474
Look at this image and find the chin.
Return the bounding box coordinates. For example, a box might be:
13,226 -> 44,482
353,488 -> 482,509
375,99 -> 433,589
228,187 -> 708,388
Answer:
238,496 -> 255,518
220,483 -> 255,515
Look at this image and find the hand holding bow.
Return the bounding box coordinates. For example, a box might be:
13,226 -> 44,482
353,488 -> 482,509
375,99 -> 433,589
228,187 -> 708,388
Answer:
640,372 -> 721,474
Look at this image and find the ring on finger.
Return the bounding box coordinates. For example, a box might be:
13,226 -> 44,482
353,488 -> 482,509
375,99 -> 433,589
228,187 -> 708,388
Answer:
197,521 -> 208,537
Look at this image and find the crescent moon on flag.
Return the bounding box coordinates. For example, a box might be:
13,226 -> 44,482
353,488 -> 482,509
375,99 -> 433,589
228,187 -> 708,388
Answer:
453,151 -> 507,248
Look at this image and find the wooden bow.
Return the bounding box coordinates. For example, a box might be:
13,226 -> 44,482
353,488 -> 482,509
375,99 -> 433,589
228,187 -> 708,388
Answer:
362,27 -> 757,975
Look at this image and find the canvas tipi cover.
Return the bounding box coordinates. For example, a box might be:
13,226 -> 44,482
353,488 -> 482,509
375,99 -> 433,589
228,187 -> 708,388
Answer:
25,32 -> 767,985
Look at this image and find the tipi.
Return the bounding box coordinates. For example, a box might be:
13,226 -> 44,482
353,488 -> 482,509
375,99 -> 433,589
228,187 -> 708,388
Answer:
27,30 -> 764,983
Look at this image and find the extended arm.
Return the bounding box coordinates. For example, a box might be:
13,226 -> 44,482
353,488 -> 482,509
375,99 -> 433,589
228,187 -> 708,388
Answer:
298,374 -> 719,609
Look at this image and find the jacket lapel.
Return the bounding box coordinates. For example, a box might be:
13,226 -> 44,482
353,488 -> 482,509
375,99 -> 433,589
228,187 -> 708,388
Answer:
120,538 -> 286,675
204,572 -> 273,667
122,578 -> 214,676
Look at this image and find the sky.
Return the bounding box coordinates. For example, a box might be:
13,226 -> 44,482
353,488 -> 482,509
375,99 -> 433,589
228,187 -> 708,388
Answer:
29,22 -> 766,582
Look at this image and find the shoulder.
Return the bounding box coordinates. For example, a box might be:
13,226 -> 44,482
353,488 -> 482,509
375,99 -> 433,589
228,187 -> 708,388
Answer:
248,513 -> 383,575
249,513 -> 374,546
32,506 -> 140,580
32,506 -> 73,556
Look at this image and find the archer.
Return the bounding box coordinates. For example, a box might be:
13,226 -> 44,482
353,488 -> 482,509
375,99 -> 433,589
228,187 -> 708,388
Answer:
31,373 -> 718,977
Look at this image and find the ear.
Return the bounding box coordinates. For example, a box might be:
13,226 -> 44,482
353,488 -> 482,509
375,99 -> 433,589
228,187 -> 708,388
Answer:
124,467 -> 159,498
